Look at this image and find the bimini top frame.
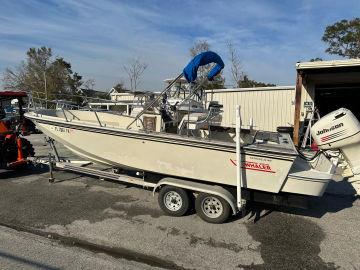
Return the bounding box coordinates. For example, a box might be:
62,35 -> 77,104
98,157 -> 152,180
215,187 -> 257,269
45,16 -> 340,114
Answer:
126,51 -> 225,129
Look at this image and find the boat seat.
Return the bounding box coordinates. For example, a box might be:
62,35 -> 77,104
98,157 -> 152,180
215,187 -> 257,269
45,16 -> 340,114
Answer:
178,109 -> 222,135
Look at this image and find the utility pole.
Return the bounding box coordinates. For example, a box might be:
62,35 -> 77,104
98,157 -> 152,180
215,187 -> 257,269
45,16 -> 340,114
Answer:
44,59 -> 47,109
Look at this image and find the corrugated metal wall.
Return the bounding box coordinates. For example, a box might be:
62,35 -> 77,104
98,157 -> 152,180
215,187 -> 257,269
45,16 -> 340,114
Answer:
206,86 -> 295,131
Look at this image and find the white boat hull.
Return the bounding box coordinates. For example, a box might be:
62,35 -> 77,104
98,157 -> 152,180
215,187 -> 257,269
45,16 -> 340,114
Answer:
26,110 -> 332,196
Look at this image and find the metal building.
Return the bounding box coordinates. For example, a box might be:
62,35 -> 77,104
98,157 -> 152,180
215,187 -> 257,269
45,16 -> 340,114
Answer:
293,59 -> 360,145
205,86 -> 295,132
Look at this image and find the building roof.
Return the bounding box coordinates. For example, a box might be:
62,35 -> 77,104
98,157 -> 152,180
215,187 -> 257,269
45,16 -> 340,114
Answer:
296,59 -> 360,70
79,88 -> 106,96
0,91 -> 27,100
204,85 -> 295,93
108,87 -> 132,94
110,90 -> 154,96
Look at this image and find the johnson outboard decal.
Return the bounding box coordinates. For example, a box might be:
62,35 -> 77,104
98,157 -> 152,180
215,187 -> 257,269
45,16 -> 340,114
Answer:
316,123 -> 344,135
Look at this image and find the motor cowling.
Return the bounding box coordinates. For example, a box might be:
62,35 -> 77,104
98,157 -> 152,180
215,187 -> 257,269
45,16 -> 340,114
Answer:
311,108 -> 360,175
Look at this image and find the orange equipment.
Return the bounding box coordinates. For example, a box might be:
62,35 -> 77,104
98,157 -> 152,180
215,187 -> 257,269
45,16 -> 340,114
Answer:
0,91 -> 34,169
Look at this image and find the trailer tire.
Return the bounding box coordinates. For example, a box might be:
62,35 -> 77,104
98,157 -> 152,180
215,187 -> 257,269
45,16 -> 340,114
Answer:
195,193 -> 230,224
158,186 -> 190,217
187,191 -> 195,212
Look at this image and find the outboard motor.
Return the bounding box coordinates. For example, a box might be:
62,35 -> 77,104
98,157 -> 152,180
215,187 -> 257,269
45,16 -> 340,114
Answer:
311,108 -> 360,175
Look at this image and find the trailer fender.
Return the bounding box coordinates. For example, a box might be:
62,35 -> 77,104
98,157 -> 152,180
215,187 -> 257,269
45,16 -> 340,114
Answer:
153,177 -> 238,215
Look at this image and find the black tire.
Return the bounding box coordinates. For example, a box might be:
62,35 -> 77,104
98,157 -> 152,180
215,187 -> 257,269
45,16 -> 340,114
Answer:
158,186 -> 190,217
195,193 -> 230,224
187,191 -> 196,212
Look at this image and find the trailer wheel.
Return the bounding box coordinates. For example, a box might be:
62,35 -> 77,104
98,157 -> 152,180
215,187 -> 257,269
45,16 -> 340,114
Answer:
158,186 -> 190,217
195,193 -> 230,224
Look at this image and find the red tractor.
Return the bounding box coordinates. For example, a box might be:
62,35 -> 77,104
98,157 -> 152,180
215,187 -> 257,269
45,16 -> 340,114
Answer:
0,91 -> 35,169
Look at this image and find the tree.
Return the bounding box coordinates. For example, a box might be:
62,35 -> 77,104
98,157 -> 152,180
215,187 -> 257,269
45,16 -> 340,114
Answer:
190,40 -> 210,57
238,75 -> 276,88
96,92 -> 110,100
227,40 -> 244,87
310,57 -> 323,62
225,41 -> 274,88
190,40 -> 210,80
322,18 -> 360,58
189,40 -> 225,89
4,47 -> 51,95
3,47 -> 83,102
123,58 -> 148,90
112,81 -> 128,93
3,63 -> 29,92
82,79 -> 96,90
68,72 -> 84,104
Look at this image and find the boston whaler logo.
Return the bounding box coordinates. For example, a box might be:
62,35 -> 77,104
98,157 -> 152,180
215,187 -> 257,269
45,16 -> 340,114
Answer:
230,159 -> 275,173
316,123 -> 347,143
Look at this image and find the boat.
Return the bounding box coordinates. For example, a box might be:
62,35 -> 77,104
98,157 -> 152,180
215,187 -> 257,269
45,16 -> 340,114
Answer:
25,51 -> 334,197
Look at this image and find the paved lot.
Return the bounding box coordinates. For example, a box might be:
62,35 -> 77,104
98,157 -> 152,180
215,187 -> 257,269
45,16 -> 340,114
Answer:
0,134 -> 359,269
0,225 -> 158,270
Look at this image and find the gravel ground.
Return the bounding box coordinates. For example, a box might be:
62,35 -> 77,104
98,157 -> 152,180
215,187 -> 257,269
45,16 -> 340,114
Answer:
0,134 -> 359,269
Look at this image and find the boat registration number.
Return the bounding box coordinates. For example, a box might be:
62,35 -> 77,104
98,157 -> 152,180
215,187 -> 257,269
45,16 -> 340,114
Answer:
51,126 -> 73,133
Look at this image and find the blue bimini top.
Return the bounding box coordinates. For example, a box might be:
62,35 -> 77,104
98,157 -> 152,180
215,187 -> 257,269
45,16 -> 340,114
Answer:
183,51 -> 225,83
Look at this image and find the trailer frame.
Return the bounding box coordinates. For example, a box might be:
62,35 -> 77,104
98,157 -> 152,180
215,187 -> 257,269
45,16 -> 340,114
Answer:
41,108 -> 246,223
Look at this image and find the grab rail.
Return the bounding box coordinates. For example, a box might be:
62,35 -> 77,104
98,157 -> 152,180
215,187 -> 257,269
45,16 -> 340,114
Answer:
93,110 -> 102,127
65,109 -> 80,121
61,108 -> 69,122
29,95 -> 147,130
126,73 -> 183,129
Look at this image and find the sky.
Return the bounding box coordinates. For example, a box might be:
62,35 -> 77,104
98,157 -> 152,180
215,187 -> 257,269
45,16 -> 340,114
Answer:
0,0 -> 360,92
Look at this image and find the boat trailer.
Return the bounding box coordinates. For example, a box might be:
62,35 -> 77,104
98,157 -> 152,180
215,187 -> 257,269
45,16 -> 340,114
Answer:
37,106 -> 307,223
